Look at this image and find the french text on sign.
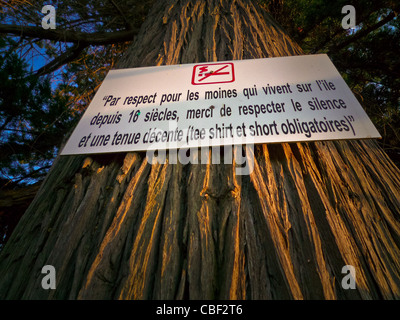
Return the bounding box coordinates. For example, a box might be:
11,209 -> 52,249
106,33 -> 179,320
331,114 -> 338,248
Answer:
192,63 -> 235,85
60,54 -> 381,157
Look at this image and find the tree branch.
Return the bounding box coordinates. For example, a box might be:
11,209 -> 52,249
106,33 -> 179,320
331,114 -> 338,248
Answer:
327,10 -> 398,54
0,23 -> 138,45
34,43 -> 87,77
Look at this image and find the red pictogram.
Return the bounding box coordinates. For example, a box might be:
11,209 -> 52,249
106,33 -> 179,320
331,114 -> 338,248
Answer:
191,63 -> 235,85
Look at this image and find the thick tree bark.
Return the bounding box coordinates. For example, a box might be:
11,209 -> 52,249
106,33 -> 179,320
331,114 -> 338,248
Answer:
1,0 -> 400,300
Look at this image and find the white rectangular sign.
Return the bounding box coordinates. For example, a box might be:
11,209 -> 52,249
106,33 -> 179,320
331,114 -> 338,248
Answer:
61,54 -> 381,155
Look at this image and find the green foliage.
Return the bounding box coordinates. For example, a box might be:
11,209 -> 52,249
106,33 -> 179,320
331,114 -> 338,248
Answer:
0,39 -> 78,186
340,18 -> 400,163
0,0 -> 151,186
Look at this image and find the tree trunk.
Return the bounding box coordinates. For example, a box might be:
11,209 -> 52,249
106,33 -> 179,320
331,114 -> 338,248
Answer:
1,0 -> 400,300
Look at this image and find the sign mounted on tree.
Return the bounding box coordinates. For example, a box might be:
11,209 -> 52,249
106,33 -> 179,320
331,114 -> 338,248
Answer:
60,54 -> 381,155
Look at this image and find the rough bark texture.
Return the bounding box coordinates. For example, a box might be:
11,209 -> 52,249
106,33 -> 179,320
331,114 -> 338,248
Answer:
1,0 -> 400,300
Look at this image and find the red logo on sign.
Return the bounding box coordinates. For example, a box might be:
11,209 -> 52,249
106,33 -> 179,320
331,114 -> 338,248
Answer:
191,63 -> 235,85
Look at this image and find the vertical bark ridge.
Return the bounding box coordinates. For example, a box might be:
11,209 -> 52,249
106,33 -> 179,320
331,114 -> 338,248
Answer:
77,153 -> 149,299
151,160 -> 184,299
118,161 -> 171,299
